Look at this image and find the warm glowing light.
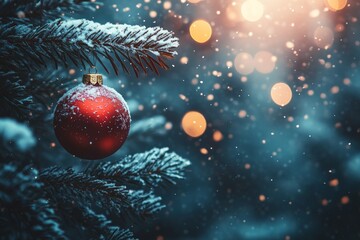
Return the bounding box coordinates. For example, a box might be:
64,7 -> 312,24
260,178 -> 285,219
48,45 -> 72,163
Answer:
325,0 -> 347,11
207,94 -> 214,101
331,86 -> 340,94
234,52 -> 254,75
286,41 -> 295,49
271,83 -> 293,107
329,179 -> 339,187
259,194 -> 266,202
254,51 -> 277,74
163,1 -> 171,10
182,111 -> 207,137
226,4 -> 242,22
200,148 -> 208,154
238,110 -> 247,118
309,9 -> 320,18
241,0 -> 264,22
341,196 -> 349,204
213,130 -> 223,142
189,20 -> 212,43
187,0 -> 203,3
69,69 -> 76,75
165,122 -> 173,130
314,26 -> 334,49
180,56 -> 189,64
149,10 -> 157,18
343,78 -> 351,85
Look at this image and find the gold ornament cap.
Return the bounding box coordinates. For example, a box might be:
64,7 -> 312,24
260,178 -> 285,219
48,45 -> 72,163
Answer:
82,73 -> 103,86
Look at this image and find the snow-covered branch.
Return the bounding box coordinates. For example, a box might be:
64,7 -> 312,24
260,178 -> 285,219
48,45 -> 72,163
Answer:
40,167 -> 165,218
0,118 -> 36,152
1,19 -> 179,76
88,148 -> 191,187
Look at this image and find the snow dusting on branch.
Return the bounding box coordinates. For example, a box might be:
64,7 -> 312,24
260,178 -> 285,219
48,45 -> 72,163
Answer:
1,19 -> 180,76
0,118 -> 36,152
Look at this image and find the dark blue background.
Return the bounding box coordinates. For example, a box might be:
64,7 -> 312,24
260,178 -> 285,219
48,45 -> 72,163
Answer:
54,1 -> 360,239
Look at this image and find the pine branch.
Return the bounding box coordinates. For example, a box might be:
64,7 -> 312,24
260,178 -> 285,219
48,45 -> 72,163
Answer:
40,167 -> 164,219
1,199 -> 67,240
26,70 -> 75,111
1,19 -> 179,76
0,164 -> 41,204
0,70 -> 73,119
87,148 -> 191,188
126,116 -> 168,151
0,0 -> 101,20
78,207 -> 136,240
57,204 -> 135,240
0,164 -> 66,239
0,118 -> 36,153
129,115 -> 167,138
30,199 -> 68,240
0,71 -> 33,118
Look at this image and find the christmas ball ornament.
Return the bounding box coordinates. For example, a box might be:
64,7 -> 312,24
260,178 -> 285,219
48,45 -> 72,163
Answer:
53,73 -> 131,160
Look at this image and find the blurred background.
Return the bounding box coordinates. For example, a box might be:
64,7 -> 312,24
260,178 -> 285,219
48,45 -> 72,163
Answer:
31,0 -> 360,239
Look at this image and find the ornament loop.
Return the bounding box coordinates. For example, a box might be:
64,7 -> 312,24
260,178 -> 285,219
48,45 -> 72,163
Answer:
88,66 -> 98,74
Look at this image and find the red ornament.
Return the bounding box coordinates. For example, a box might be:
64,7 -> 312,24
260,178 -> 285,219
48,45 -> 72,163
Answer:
53,73 -> 131,160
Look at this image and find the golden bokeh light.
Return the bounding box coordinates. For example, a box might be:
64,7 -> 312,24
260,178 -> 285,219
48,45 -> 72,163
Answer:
241,0 -> 264,22
329,178 -> 339,187
254,51 -> 277,74
226,4 -> 242,22
341,196 -> 350,204
149,10 -> 157,18
187,0 -> 203,3
182,111 -> 207,138
200,148 -> 208,154
213,130 -> 223,142
259,194 -> 266,202
180,56 -> 189,64
189,19 -> 212,43
234,52 -> 254,75
325,0 -> 347,11
238,110 -> 247,118
271,82 -> 293,107
314,26 -> 334,49
163,1 -> 171,10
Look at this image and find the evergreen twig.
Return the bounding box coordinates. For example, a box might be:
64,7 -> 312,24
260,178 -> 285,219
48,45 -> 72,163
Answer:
59,206 -> 136,240
1,19 -> 179,76
0,71 -> 33,118
40,167 -> 164,219
0,70 -> 74,119
0,164 -> 66,239
88,148 -> 191,188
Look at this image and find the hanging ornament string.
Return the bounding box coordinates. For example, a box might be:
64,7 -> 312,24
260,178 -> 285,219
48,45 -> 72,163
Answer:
91,49 -> 97,72
89,66 -> 98,74
84,53 -> 101,85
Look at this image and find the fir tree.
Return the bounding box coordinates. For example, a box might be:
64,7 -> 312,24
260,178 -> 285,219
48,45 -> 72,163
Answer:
0,1 -> 189,239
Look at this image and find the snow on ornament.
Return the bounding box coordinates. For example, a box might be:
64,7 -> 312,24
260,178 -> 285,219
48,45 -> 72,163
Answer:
53,73 -> 130,160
